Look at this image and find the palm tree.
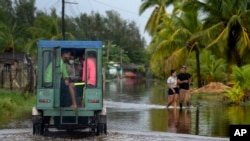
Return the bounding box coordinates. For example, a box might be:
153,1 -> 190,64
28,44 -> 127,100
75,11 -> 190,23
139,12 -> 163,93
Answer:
188,50 -> 227,85
28,15 -> 62,40
0,22 -> 22,53
149,17 -> 191,78
148,0 -> 203,86
27,14 -> 75,54
197,0 -> 250,66
139,0 -> 176,35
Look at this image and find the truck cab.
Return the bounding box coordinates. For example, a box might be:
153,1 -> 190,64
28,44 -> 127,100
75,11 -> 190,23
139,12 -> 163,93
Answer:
32,40 -> 107,135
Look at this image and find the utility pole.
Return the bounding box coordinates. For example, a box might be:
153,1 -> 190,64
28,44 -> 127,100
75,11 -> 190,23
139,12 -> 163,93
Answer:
62,0 -> 78,40
62,0 -> 65,40
120,49 -> 123,65
107,40 -> 111,63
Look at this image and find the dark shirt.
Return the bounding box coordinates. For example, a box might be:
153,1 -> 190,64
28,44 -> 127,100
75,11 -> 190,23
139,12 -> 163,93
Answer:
177,73 -> 191,90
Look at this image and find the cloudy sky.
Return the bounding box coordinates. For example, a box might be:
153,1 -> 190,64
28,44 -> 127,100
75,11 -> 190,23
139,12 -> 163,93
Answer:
35,0 -> 154,45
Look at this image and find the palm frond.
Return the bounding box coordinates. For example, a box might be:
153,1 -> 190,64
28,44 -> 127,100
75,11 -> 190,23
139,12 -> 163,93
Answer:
236,28 -> 250,57
163,47 -> 187,72
195,21 -> 227,51
139,0 -> 159,15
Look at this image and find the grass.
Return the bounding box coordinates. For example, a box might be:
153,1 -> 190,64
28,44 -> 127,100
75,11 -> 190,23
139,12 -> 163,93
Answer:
0,89 -> 36,124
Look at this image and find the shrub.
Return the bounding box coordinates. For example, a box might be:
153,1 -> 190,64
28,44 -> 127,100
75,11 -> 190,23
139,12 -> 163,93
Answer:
224,83 -> 245,105
0,90 -> 35,123
231,64 -> 250,92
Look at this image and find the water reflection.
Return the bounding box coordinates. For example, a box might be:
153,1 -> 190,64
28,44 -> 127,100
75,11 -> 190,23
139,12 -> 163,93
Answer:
176,109 -> 191,134
104,78 -> 250,138
167,109 -> 178,132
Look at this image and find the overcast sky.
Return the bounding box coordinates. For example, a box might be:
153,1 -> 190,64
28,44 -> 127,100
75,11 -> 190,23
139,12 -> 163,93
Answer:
35,0 -> 154,45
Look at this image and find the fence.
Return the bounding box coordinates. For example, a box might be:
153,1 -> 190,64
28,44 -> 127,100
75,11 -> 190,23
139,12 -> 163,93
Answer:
0,52 -> 36,92
0,62 -> 36,92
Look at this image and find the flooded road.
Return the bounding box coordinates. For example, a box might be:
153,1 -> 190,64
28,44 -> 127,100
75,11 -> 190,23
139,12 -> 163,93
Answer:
103,78 -> 250,138
2,78 -> 249,140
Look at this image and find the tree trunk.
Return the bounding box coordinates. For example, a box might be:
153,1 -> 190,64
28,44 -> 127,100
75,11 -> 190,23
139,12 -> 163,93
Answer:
195,47 -> 202,88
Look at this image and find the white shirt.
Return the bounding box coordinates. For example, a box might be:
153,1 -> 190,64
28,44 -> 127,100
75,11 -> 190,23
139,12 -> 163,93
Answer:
167,76 -> 178,88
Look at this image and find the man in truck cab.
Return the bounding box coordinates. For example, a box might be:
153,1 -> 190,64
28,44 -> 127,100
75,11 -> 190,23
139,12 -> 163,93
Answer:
44,50 -> 77,108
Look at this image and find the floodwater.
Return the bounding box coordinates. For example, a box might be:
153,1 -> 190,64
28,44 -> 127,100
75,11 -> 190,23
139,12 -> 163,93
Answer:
103,78 -> 250,138
1,78 -> 250,139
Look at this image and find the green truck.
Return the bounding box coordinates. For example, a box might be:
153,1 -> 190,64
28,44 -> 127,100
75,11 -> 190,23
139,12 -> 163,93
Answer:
32,40 -> 107,135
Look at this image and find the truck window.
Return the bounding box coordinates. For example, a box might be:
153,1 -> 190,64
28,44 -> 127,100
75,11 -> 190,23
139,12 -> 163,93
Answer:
42,51 -> 53,88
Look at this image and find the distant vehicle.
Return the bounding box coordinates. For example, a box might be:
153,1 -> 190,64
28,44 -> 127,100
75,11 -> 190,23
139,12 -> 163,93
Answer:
32,40 -> 107,135
124,72 -> 137,78
108,67 -> 117,76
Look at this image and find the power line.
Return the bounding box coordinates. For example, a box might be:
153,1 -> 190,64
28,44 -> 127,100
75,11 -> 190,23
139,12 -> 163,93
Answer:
68,3 -> 78,17
38,0 -> 61,13
93,0 -> 148,19
92,0 -> 149,35
91,0 -> 150,43
40,0 -> 58,10
65,2 -> 77,4
92,0 -> 149,37
87,0 -> 94,12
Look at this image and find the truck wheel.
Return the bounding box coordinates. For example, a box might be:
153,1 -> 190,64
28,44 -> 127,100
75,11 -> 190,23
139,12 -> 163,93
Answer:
33,123 -> 44,135
96,123 -> 106,136
104,123 -> 107,135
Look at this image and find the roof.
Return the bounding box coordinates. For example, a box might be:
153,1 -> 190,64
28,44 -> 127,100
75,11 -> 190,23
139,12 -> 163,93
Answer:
0,52 -> 28,64
38,40 -> 102,48
122,64 -> 139,70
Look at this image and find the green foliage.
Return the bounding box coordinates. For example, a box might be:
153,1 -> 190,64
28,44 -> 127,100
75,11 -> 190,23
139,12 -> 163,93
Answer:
137,65 -> 146,73
198,0 -> 250,66
225,83 -> 245,105
0,90 -> 35,123
0,98 -> 15,117
28,15 -> 60,39
142,0 -> 250,87
222,64 -> 250,104
102,43 -> 130,65
230,64 -> 250,92
139,0 -> 168,35
0,0 -> 14,25
146,0 -> 202,78
0,1 -> 147,65
0,22 -> 25,53
14,0 -> 36,28
188,50 -> 227,85
71,10 -> 147,64
139,0 -> 184,35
